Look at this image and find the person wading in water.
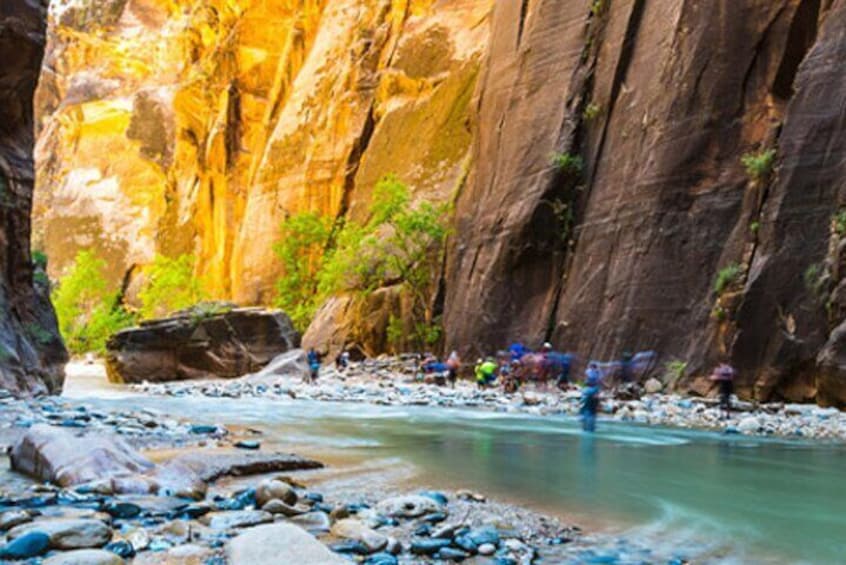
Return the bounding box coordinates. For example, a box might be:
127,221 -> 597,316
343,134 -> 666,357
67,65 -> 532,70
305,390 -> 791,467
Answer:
581,363 -> 602,432
710,362 -> 735,419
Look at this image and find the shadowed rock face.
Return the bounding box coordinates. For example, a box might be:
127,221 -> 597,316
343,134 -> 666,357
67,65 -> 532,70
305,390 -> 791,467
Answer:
105,308 -> 300,383
0,0 -> 67,395
445,0 -> 846,406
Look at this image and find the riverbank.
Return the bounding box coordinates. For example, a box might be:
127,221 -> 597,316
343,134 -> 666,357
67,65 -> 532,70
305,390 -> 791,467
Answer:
128,357 -> 846,442
0,378 -> 592,564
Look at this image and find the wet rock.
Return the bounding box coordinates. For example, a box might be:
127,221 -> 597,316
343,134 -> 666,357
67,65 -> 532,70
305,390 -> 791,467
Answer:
234,440 -> 260,450
203,510 -> 273,530
43,549 -> 125,565
0,509 -> 35,530
103,501 -> 141,520
103,540 -> 135,558
420,491 -> 449,505
438,546 -> 470,561
105,308 -> 300,383
410,538 -> 452,555
376,495 -> 443,518
0,530 -> 51,559
261,499 -> 306,516
331,518 -> 388,553
227,523 -> 347,564
9,425 -> 154,487
256,479 -> 297,506
365,552 -> 399,565
738,416 -> 760,434
289,511 -> 332,534
330,540 -> 371,555
467,526 -> 500,547
8,518 -> 112,549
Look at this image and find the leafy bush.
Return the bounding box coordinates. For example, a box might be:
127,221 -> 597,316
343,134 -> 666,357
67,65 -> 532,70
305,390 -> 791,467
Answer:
32,250 -> 48,270
551,152 -> 584,177
713,263 -> 743,295
53,250 -> 135,354
741,149 -> 776,181
138,254 -> 204,319
833,210 -> 846,236
275,175 -> 450,349
273,212 -> 333,332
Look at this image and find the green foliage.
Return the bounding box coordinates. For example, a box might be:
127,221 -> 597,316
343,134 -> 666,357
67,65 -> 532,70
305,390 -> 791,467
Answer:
186,301 -> 234,325
834,210 -> 846,237
665,360 -> 687,383
741,149 -> 776,181
749,220 -> 760,234
273,212 -> 333,332
551,152 -> 584,177
138,254 -> 204,319
32,250 -> 48,270
583,103 -> 601,121
274,175 -> 450,350
590,0 -> 607,17
804,263 -> 827,299
713,263 -> 743,296
53,250 -> 136,354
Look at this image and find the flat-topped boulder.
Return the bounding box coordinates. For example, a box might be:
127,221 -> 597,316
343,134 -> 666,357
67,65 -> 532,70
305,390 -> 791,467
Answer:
105,306 -> 300,383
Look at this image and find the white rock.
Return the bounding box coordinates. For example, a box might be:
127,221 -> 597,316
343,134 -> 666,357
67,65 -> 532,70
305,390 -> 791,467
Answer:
738,416 -> 760,434
227,523 -> 346,564
331,518 -> 387,553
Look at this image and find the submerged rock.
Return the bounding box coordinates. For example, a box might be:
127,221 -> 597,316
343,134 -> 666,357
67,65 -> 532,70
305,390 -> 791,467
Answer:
0,530 -> 51,559
105,308 -> 300,383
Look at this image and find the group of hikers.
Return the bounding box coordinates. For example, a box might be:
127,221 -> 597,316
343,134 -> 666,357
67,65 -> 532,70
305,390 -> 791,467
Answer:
307,343 -> 736,433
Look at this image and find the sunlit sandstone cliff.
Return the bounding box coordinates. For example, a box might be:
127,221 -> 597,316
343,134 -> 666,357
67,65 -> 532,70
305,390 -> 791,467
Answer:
34,0 -> 846,406
35,0 -> 489,300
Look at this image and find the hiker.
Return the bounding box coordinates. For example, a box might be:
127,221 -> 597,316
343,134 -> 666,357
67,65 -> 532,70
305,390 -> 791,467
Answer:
619,351 -> 634,383
307,348 -> 321,383
710,362 -> 735,419
509,342 -> 529,362
335,350 -> 350,370
581,363 -> 602,432
475,357 -> 498,389
445,351 -> 461,387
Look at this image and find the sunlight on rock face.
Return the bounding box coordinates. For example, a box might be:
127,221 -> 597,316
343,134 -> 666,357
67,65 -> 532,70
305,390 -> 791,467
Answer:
34,0 -> 491,303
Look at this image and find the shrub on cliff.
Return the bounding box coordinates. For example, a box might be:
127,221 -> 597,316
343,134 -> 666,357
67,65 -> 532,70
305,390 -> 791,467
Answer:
53,250 -> 135,354
274,175 -> 449,349
138,254 -> 205,319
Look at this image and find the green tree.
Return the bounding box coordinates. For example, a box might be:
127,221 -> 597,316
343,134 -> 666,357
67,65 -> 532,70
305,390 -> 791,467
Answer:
138,254 -> 204,319
273,212 -> 333,332
53,250 -> 135,354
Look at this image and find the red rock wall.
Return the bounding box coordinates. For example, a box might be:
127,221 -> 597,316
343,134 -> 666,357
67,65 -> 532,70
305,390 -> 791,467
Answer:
0,0 -> 66,395
446,0 -> 846,405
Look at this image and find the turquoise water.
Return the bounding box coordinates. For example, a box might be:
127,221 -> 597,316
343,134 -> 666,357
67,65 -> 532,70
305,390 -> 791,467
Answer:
66,387 -> 846,564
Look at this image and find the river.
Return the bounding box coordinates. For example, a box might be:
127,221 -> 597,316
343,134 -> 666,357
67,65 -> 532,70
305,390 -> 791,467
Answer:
60,370 -> 844,564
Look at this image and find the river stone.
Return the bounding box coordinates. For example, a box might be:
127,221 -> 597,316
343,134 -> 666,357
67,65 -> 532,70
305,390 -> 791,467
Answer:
644,378 -> 664,394
478,543 -> 496,555
103,540 -> 135,558
0,508 -> 34,530
376,495 -> 442,518
331,518 -> 388,553
9,425 -> 154,487
256,478 -> 297,506
289,511 -> 331,534
8,518 -> 112,549
410,538 -> 451,555
43,549 -> 125,565
226,523 -> 347,564
203,510 -> 273,530
0,530 -> 51,559
261,499 -> 306,516
738,416 -> 760,434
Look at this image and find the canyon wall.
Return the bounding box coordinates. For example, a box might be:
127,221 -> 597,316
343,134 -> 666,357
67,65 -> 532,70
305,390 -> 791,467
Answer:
0,0 -> 67,395
33,0 -> 846,404
446,0 -> 846,406
35,0 -> 489,303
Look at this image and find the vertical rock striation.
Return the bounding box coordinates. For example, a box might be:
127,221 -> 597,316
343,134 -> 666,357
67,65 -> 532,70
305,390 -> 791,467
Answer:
0,0 -> 67,395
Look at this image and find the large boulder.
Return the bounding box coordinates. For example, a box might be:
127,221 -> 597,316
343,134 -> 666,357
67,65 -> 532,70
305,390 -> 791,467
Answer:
9,425 -> 153,487
226,523 -> 346,565
105,307 -> 300,383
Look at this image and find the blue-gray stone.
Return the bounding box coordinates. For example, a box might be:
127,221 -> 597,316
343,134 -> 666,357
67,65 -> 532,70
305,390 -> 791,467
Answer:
437,547 -> 469,561
104,540 -> 136,558
410,538 -> 452,555
0,531 -> 50,559
468,526 -> 500,547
